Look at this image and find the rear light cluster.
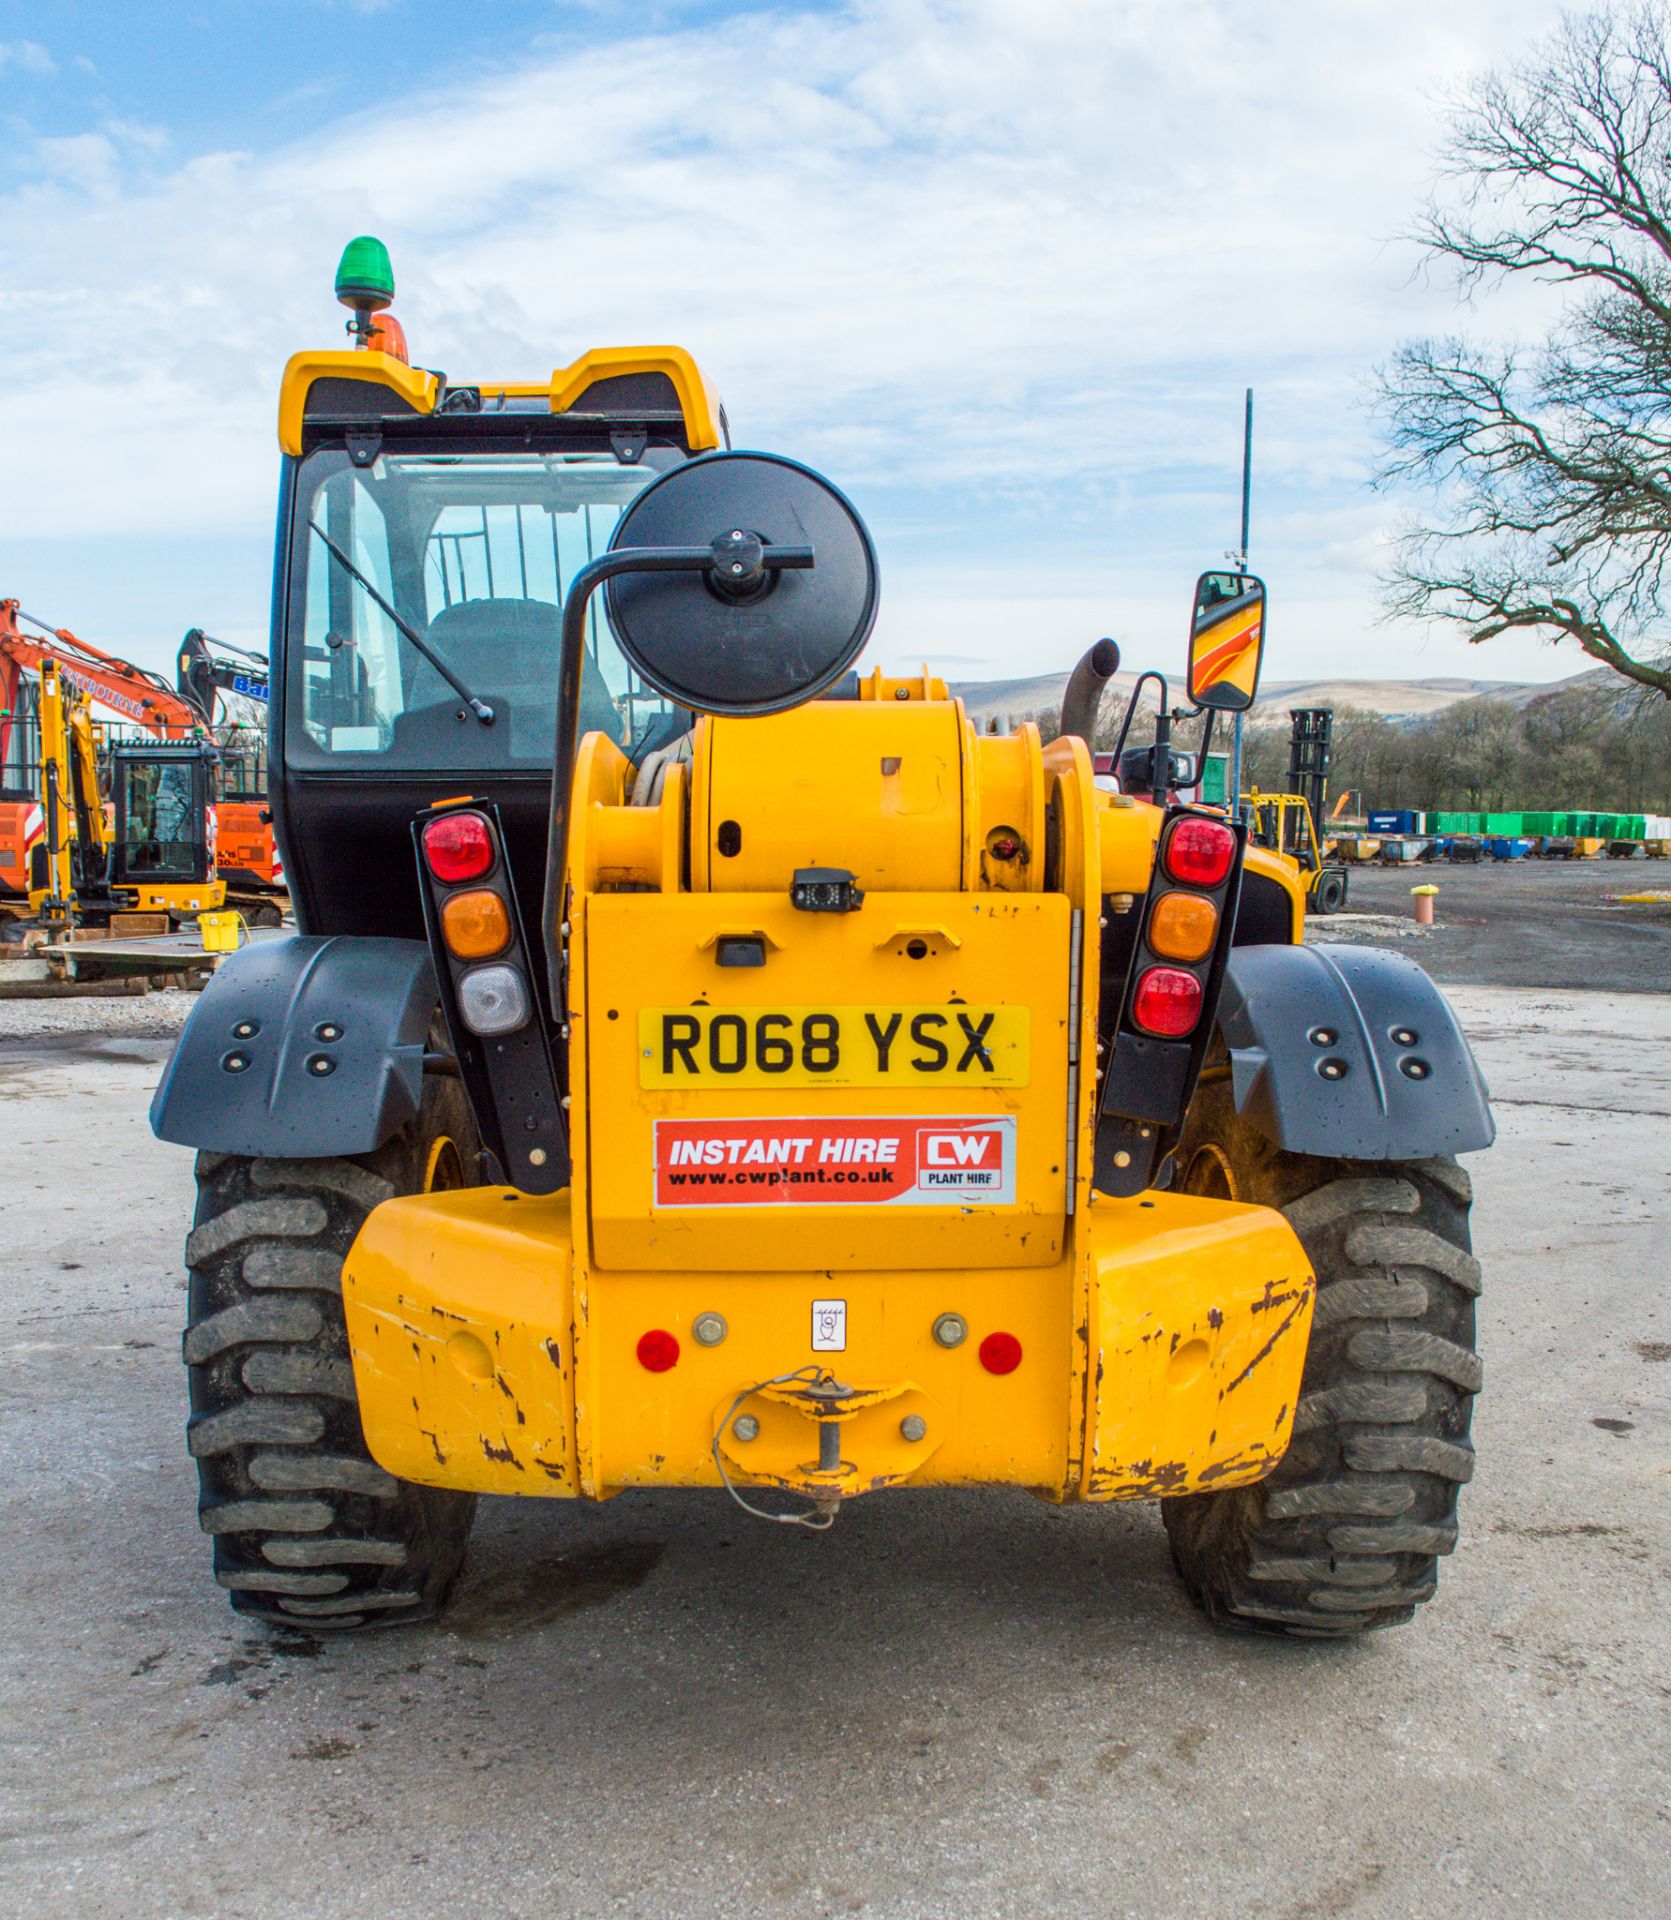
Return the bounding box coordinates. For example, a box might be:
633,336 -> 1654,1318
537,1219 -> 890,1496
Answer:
1129,815 -> 1238,1041
421,809 -> 531,1039
1096,807 -> 1243,1198
413,797 -> 566,1195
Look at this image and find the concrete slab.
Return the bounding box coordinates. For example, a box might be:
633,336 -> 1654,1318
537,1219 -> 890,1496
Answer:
0,989 -> 1665,1919
36,927 -> 288,967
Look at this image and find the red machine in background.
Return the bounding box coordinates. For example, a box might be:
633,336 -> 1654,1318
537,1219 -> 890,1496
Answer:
174,627 -> 283,910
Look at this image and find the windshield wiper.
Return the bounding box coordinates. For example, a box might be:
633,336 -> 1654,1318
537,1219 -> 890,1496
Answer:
307,521 -> 495,726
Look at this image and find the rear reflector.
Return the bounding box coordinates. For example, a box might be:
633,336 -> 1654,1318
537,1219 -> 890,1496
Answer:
978,1331 -> 1023,1375
1148,890 -> 1218,963
441,888 -> 512,960
456,962 -> 530,1037
1132,965 -> 1204,1037
422,810 -> 495,883
1164,817 -> 1235,889
637,1329 -> 680,1372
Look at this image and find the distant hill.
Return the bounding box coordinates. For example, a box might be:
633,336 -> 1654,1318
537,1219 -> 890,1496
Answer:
951,665 -> 1615,729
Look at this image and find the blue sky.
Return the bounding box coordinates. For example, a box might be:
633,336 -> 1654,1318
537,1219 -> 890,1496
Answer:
1,0 -> 1579,691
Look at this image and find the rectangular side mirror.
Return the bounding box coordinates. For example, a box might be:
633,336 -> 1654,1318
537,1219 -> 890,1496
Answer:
1188,571 -> 1266,713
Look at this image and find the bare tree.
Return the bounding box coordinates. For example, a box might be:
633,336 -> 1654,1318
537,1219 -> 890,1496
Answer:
1378,4 -> 1671,699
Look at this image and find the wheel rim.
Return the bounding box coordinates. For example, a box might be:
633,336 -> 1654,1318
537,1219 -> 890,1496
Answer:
1181,1142 -> 1239,1201
423,1134 -> 466,1193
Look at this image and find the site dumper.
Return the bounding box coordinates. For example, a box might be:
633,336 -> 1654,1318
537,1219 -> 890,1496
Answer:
151,241 -> 1494,1638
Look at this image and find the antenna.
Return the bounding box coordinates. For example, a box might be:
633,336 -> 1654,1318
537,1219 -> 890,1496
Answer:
1239,386 -> 1253,568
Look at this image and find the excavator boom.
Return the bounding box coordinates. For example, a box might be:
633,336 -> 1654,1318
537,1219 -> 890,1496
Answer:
0,600 -> 202,743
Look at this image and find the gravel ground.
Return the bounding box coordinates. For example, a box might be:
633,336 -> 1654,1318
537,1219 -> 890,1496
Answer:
0,986 -> 1666,1920
1307,909 -> 1434,944
0,988 -> 200,1042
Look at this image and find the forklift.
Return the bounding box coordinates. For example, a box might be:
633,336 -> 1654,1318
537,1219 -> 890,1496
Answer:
150,239 -> 1491,1640
1244,708 -> 1349,913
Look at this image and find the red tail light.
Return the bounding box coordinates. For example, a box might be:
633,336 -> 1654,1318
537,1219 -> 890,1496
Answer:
1132,965 -> 1204,1037
422,810 -> 494,883
1164,817 -> 1235,889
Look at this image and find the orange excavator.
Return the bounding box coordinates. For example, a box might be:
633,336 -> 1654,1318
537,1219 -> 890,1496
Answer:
0,602 -> 285,920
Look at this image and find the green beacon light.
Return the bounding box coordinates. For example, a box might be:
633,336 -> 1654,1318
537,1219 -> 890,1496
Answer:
335,235 -> 394,346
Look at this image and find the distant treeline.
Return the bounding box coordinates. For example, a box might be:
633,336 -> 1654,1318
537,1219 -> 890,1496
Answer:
1023,679 -> 1671,815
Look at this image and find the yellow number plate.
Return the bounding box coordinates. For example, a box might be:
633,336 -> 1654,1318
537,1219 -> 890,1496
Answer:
637,1004 -> 1030,1088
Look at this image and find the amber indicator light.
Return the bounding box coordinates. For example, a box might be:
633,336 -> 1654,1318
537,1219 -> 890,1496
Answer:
441,888 -> 512,960
1148,891 -> 1218,964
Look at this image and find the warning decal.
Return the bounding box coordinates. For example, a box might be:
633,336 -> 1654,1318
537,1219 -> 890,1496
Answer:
652,1116 -> 1016,1208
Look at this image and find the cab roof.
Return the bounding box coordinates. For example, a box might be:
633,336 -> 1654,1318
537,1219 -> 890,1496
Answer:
278,345 -> 726,458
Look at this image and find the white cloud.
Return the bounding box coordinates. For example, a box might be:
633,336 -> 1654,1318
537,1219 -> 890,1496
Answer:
0,39 -> 54,74
0,0 -> 1577,679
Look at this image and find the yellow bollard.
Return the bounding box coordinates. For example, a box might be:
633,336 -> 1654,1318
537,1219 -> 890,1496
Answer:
199,910 -> 247,954
1410,884 -> 1438,927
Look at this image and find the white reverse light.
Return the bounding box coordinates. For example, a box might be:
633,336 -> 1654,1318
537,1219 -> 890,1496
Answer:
457,963 -> 530,1037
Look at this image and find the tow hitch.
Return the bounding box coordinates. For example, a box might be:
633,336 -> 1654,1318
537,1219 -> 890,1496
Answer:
712,1368 -> 944,1530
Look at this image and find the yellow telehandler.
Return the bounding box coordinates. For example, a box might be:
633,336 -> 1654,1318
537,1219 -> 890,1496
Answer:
151,239 -> 1491,1639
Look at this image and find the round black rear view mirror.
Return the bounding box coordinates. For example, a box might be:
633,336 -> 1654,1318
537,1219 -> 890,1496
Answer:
603,451 -> 878,716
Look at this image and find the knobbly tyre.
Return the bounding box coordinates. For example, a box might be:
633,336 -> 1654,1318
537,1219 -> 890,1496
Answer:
151,238 -> 1493,1636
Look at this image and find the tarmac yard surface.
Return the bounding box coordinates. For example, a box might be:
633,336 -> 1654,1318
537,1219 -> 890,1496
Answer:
1337,856 -> 1671,993
1,987 -> 1667,1920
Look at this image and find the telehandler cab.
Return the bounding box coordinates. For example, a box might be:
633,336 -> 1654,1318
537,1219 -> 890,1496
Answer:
152,240 -> 1493,1637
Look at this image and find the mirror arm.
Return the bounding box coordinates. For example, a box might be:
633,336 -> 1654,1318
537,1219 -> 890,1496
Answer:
542,546 -> 711,1019
541,541 -> 816,1020
1109,669 -> 1170,773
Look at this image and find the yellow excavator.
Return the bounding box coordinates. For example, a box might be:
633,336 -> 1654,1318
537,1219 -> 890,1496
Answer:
29,655 -> 224,928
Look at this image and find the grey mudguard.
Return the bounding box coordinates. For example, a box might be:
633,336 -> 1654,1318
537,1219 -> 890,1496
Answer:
1217,943 -> 1494,1160
150,935 -> 437,1158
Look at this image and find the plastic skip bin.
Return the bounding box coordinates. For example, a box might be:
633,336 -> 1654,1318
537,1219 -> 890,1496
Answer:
199,911 -> 247,954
